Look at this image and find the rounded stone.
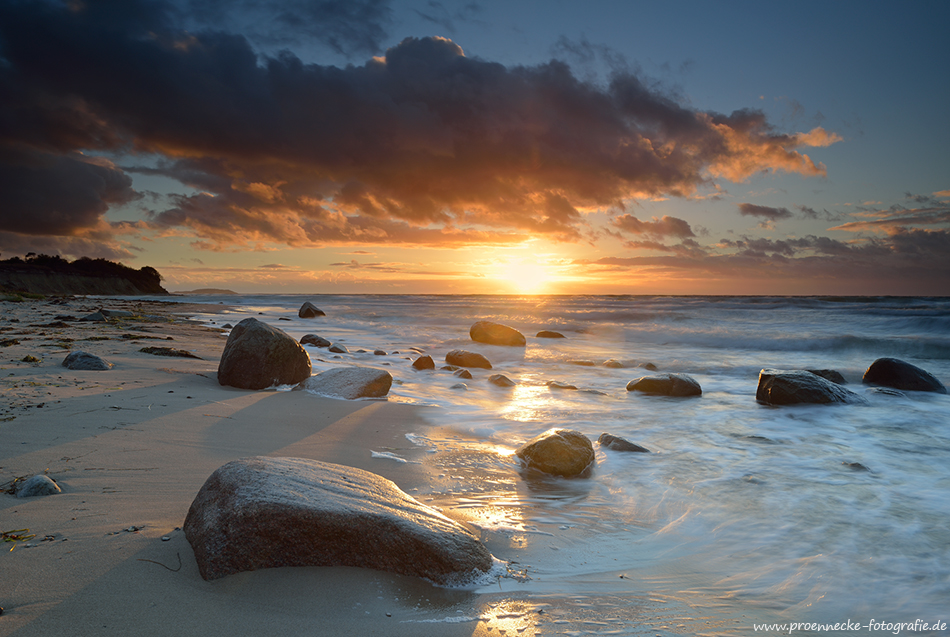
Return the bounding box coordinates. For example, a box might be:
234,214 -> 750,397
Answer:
516,429 -> 595,477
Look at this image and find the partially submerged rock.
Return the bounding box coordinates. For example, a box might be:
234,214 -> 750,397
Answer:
536,330 -> 565,339
597,433 -> 649,453
756,369 -> 866,405
328,343 -> 349,354
16,474 -> 61,498
297,367 -> 392,399
412,355 -> 435,370
62,351 -> 113,370
627,373 -> 701,397
862,358 -> 947,393
183,456 -> 493,584
445,349 -> 492,369
546,380 -> 577,390
298,302 -> 326,318
217,318 -> 311,390
300,334 -> 331,348
454,368 -> 473,379
516,429 -> 595,477
470,321 -> 526,347
806,369 -> 847,384
488,373 -> 516,387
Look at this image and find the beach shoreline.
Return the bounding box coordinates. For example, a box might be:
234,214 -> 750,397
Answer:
1,297 -> 503,636
6,294 -> 918,635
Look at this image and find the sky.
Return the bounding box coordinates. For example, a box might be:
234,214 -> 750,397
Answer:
1,0 -> 948,295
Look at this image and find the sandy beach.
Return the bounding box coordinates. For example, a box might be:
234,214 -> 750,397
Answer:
1,297 -> 700,637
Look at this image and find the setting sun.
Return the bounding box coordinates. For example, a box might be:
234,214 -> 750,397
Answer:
500,261 -> 552,294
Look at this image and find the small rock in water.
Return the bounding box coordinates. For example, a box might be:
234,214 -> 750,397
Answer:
806,369 -> 847,384
597,433 -> 649,453
470,321 -> 526,347
16,474 -> 61,498
602,359 -> 625,368
454,369 -> 473,379
536,330 -> 565,339
567,360 -> 597,367
627,373 -> 701,397
300,334 -> 331,348
328,343 -> 349,354
298,301 -> 326,318
843,461 -> 871,472
516,429 -> 595,477
488,374 -> 516,387
374,349 -> 387,356
445,349 -> 492,369
546,380 -> 577,390
412,355 -> 435,370
450,383 -> 468,390
756,369 -> 865,405
862,357 -> 947,393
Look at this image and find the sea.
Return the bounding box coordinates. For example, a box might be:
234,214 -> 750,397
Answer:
168,294 -> 950,634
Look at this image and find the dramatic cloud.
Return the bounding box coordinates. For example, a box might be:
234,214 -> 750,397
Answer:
737,203 -> 794,221
0,0 -> 840,250
612,213 -> 695,238
0,148 -> 138,235
829,203 -> 950,233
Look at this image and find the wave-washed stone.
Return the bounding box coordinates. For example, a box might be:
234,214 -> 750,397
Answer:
445,349 -> 492,369
626,373 -> 701,397
862,357 -> 947,394
183,456 -> 493,584
470,321 -> 525,347
516,429 -> 595,477
298,301 -> 326,318
756,369 -> 867,405
597,433 -> 649,453
296,366 -> 392,399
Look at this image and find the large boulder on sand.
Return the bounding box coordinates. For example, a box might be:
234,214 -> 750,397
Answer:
296,367 -> 392,399
445,349 -> 492,369
183,456 -> 493,584
862,358 -> 947,393
470,321 -> 526,347
217,318 -> 312,389
298,302 -> 326,318
516,429 -> 595,477
756,369 -> 866,405
62,351 -> 113,370
627,373 -> 701,397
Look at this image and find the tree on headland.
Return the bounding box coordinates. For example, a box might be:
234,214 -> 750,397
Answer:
0,254 -> 167,295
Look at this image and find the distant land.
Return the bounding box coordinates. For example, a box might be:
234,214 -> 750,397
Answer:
0,254 -> 168,296
174,288 -> 239,295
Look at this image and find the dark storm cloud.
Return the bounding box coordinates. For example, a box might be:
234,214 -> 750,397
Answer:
737,203 -> 794,221
612,213 -> 695,238
0,0 -> 838,250
0,148 -> 138,234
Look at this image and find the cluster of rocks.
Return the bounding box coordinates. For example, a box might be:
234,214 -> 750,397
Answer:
755,357 -> 946,406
